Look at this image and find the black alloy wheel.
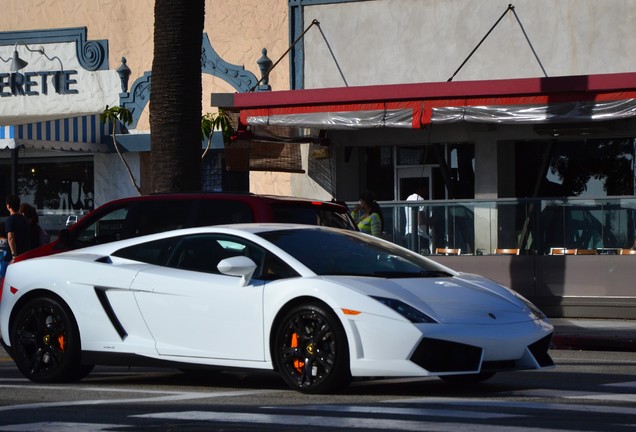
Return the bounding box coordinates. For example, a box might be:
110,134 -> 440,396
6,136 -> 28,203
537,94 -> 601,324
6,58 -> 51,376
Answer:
11,296 -> 91,382
274,303 -> 351,394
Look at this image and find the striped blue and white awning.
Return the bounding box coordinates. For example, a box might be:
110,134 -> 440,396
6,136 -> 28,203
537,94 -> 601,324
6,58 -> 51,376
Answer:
0,115 -> 116,152
0,124 -> 15,149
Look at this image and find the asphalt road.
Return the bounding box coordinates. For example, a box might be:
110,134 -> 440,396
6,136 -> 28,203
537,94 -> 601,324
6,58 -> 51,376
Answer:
1,349 -> 636,431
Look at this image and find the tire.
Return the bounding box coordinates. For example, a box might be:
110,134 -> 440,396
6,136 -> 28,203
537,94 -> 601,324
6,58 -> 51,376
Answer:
273,303 -> 351,394
439,371 -> 495,384
10,296 -> 91,383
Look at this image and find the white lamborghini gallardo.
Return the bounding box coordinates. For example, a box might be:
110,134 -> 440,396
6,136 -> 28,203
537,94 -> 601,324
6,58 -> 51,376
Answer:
0,224 -> 553,393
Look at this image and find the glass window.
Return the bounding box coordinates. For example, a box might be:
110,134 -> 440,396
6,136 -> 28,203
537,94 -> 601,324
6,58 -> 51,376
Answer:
74,205 -> 130,247
195,199 -> 254,226
114,233 -> 298,281
271,204 -> 356,230
113,236 -> 179,265
258,228 -> 452,277
515,138 -> 636,198
132,200 -> 195,236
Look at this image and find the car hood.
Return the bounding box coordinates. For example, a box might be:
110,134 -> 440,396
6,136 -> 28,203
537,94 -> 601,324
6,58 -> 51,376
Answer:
322,274 -> 536,325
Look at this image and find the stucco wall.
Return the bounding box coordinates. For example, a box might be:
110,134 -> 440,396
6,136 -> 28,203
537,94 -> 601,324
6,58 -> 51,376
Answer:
1,0 -> 292,198
302,0 -> 636,88
3,0 -> 289,127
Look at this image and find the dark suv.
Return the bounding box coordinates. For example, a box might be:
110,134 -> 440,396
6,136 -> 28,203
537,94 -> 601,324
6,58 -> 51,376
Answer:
15,193 -> 356,262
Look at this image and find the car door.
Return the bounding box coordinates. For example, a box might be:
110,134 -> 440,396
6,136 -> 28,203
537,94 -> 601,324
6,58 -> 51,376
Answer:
129,233 -> 266,361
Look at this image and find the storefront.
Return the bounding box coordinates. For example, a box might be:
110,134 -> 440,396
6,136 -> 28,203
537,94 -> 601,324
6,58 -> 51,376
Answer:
0,27 -> 130,231
1,26 -> 263,232
212,71 -> 636,318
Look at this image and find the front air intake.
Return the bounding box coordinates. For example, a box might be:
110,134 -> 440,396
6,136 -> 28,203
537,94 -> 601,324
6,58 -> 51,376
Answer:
528,334 -> 554,367
410,338 -> 482,373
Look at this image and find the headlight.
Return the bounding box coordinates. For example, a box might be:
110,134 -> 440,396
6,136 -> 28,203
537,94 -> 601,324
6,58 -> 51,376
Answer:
514,293 -> 547,320
371,296 -> 438,323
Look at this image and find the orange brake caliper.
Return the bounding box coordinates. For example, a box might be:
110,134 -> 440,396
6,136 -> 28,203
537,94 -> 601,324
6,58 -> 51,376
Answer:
291,333 -> 304,373
57,335 -> 65,351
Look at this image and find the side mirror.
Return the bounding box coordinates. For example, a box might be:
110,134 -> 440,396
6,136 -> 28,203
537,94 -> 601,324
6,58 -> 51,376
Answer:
217,256 -> 257,286
66,215 -> 78,227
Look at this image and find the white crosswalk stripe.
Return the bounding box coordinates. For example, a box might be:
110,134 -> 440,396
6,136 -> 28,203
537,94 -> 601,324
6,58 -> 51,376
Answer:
133,411 -> 557,432
0,423 -> 125,432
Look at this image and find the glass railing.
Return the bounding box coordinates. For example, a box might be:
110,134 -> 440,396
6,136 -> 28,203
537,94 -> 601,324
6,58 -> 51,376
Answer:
350,197 -> 636,256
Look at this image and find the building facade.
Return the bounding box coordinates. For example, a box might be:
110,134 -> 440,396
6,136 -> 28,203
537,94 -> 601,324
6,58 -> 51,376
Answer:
2,0 -> 635,317
0,0 -> 290,230
214,0 -> 636,318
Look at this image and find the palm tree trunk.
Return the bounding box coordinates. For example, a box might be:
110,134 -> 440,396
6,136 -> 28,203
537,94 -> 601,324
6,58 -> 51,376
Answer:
150,0 -> 205,193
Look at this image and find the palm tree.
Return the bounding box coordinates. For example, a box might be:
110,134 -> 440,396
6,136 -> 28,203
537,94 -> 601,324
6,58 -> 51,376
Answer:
150,0 -> 205,193
100,105 -> 141,195
201,109 -> 233,160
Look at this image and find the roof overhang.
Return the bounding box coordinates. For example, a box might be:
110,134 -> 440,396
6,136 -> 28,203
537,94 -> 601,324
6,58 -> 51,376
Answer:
212,72 -> 636,132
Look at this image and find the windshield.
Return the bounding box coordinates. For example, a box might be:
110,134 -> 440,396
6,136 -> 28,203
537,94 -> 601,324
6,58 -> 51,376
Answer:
258,228 -> 453,278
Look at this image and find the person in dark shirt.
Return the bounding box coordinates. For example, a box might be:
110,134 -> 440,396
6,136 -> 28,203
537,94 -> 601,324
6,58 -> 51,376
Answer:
5,194 -> 30,260
20,202 -> 48,249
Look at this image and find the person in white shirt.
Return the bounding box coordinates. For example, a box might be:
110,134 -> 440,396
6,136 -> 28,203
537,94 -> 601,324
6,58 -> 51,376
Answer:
404,186 -> 433,254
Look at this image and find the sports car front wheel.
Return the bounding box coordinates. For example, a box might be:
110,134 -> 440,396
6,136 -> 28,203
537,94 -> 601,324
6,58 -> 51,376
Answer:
274,303 -> 351,394
11,296 -> 92,383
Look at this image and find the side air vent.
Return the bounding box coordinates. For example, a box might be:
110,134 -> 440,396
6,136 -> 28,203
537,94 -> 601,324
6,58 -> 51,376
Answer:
95,287 -> 128,340
95,256 -> 113,263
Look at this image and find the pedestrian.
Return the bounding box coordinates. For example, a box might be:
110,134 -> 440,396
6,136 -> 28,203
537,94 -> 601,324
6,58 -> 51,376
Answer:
5,194 -> 30,260
404,185 -> 434,254
20,202 -> 49,249
0,222 -> 9,277
351,190 -> 384,237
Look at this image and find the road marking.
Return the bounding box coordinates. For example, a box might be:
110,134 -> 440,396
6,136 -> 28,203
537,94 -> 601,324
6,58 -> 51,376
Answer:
0,387 -> 275,412
133,411 -> 562,432
603,381 -> 636,388
385,397 -> 636,416
265,404 -> 522,419
569,393 -> 636,403
502,388 -> 636,403
0,423 -> 126,432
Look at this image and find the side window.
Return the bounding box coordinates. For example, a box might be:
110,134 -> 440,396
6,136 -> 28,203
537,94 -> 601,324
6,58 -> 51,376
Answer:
271,204 -> 356,230
195,200 -> 254,226
74,205 -> 131,247
132,200 -> 194,237
165,235 -> 240,274
113,237 -> 180,265
162,233 -> 299,280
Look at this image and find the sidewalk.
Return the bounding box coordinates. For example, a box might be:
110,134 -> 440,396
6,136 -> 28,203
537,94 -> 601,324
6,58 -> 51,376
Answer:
550,318 -> 636,352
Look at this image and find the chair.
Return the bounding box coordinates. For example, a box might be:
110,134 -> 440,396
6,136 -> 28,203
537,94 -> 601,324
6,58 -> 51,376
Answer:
575,249 -> 597,255
549,247 -> 577,255
619,249 -> 636,255
494,248 -> 520,255
435,247 -> 461,255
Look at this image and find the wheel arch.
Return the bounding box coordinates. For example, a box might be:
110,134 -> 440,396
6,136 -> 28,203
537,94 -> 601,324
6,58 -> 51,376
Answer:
268,295 -> 349,372
7,289 -> 79,347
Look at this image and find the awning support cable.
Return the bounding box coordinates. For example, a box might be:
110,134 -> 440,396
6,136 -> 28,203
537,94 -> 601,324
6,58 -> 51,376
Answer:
447,4 -> 548,82
315,22 -> 349,87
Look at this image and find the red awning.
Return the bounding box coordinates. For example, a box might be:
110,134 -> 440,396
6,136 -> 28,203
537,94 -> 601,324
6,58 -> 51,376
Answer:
213,72 -> 636,130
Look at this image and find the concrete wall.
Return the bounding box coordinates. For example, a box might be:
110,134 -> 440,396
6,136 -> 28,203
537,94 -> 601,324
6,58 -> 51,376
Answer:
302,0 -> 636,88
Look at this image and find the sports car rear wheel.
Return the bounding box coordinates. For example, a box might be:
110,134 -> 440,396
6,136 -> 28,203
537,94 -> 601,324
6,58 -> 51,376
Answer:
274,303 -> 351,394
11,296 -> 91,383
